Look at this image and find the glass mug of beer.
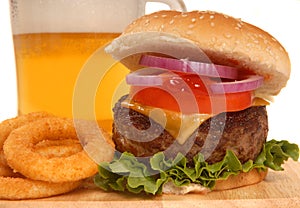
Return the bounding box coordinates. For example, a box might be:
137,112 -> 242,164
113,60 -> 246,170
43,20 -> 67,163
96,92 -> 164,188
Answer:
10,0 -> 186,131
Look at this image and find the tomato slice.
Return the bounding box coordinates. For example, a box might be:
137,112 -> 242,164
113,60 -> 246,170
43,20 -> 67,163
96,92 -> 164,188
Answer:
128,72 -> 252,114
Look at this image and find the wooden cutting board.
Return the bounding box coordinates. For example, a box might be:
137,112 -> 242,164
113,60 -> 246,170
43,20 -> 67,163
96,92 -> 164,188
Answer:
1,160 -> 300,208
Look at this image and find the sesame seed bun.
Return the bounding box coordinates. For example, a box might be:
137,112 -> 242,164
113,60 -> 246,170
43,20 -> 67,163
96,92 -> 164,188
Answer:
105,10 -> 291,98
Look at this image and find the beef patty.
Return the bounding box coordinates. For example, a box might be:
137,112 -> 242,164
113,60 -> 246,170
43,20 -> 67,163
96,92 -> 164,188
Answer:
112,95 -> 268,164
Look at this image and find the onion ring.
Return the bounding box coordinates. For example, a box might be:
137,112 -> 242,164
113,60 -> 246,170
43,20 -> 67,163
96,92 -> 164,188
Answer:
0,112 -> 53,178
0,113 -> 84,200
0,111 -> 53,147
3,117 -> 98,183
0,150 -> 21,178
0,177 -> 81,200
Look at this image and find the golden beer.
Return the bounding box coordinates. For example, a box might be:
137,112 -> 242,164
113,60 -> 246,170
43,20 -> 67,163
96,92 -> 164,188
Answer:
10,0 -> 185,134
13,32 -> 129,132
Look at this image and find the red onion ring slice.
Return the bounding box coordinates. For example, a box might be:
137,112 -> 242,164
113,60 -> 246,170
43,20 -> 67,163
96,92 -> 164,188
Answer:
209,75 -> 264,94
139,55 -> 239,79
126,68 -> 165,86
126,67 -> 264,94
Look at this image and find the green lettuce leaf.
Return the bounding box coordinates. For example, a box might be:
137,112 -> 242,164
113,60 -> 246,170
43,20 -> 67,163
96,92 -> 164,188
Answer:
94,139 -> 299,195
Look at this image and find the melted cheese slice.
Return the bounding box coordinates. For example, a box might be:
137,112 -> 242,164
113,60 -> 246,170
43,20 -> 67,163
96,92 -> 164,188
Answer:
121,97 -> 269,145
122,99 -> 211,144
252,97 -> 270,106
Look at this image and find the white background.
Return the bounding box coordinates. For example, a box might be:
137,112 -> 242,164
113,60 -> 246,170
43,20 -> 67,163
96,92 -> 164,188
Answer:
0,0 -> 300,145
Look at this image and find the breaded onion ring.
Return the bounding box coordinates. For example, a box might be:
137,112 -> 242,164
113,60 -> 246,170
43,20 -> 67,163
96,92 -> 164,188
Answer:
0,177 -> 81,200
3,117 -> 98,183
0,112 -> 52,147
0,112 -> 53,178
0,151 -> 21,178
0,113 -> 84,199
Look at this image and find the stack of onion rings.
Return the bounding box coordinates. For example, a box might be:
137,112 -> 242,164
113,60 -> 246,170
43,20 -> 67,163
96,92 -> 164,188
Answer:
4,117 -> 99,183
0,112 -> 103,200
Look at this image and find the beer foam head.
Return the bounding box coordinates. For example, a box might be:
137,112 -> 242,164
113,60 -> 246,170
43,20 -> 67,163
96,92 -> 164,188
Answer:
11,0 -> 145,34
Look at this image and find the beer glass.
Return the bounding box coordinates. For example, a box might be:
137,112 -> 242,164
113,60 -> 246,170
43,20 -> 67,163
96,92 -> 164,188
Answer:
10,0 -> 186,130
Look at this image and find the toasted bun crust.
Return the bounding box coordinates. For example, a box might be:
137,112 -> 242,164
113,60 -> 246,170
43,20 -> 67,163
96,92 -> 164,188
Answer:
106,10 -> 291,98
162,169 -> 268,194
214,168 -> 268,191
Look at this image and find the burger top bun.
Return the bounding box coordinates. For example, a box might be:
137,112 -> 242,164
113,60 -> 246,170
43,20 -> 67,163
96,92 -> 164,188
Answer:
106,10 -> 291,98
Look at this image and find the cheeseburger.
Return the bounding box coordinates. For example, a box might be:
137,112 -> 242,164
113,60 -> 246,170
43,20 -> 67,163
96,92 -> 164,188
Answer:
95,10 -> 299,194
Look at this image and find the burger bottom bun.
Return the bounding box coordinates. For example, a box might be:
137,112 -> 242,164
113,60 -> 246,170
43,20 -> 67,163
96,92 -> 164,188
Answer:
162,169 -> 268,195
214,168 -> 268,191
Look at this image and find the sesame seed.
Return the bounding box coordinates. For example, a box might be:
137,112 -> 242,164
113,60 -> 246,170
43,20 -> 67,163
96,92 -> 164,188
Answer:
224,33 -> 232,38
210,15 -> 214,19
266,47 -> 274,56
258,34 -> 265,39
188,24 -> 194,29
223,14 -> 229,19
199,15 -> 205,20
169,19 -> 174,24
181,13 -> 188,17
191,18 -> 196,23
251,33 -> 258,39
144,19 -> 150,26
160,24 -> 165,31
253,39 -> 259,44
238,20 -> 244,25
153,15 -> 159,18
210,22 -> 215,27
236,23 -> 242,28
186,30 -> 193,35
161,14 -> 167,18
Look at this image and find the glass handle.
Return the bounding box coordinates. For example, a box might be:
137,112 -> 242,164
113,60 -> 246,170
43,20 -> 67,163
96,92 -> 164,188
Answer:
149,0 -> 187,12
